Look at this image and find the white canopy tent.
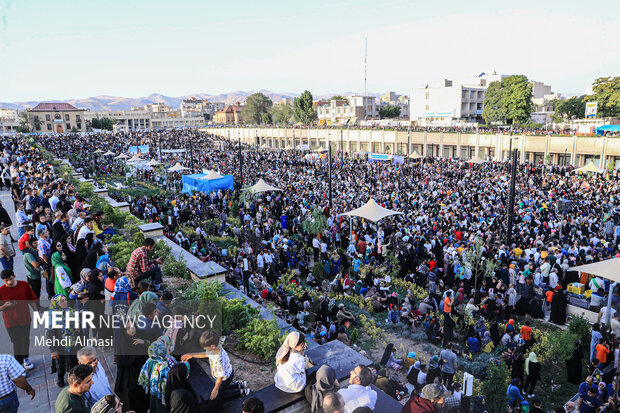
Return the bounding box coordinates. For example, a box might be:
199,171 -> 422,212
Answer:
571,258 -> 620,325
572,161 -> 605,174
168,163 -> 190,172
314,146 -> 327,153
94,149 -> 104,154
342,199 -> 403,243
246,179 -> 282,194
468,155 -> 486,164
408,151 -> 421,160
145,159 -> 161,167
127,155 -> 142,163
103,151 -> 115,156
114,154 -> 129,159
284,145 -> 294,150
199,170 -> 224,180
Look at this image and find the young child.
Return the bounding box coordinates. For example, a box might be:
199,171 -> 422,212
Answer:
181,331 -> 249,400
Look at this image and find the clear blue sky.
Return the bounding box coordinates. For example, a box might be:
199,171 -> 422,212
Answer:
1,0 -> 618,101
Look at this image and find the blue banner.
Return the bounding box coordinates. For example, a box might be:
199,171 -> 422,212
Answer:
280,215 -> 287,230
129,145 -> 149,154
182,173 -> 234,194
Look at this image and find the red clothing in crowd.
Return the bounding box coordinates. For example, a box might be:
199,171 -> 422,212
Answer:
0,281 -> 37,328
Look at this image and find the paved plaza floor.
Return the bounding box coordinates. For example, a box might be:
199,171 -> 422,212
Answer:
0,191 -> 116,412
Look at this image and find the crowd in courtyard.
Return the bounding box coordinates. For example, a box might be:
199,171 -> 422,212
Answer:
0,130 -> 617,412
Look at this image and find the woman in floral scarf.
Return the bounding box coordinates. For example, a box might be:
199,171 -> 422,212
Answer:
138,336 -> 176,413
46,294 -> 79,387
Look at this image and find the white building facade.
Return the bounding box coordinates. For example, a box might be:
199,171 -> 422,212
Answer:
410,80 -> 485,127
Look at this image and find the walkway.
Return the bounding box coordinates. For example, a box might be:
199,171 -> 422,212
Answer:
0,191 -> 116,412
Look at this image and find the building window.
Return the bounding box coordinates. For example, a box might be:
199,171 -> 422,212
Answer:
34,115 -> 39,122
66,123 -> 71,130
45,114 -> 51,121
425,105 -> 430,110
76,123 -> 82,129
65,114 -> 70,121
35,123 -> 41,131
76,115 -> 81,122
47,123 -> 52,131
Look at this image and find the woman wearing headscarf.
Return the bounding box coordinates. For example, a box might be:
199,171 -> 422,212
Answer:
115,322 -> 149,413
112,276 -> 138,319
426,355 -> 441,384
138,336 -> 177,413
51,247 -> 74,298
46,295 -> 79,387
523,352 -> 541,398
550,288 -> 568,325
506,378 -> 525,408
481,331 -> 495,354
464,299 -> 479,318
274,331 -> 308,393
164,363 -> 198,413
566,340 -> 584,385
304,365 -> 338,413
168,389 -> 199,413
127,291 -> 158,321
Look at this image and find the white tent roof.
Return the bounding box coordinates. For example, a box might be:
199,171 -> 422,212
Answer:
246,179 -> 282,194
572,161 -> 605,174
145,159 -> 160,166
168,162 -> 190,172
114,153 -> 129,159
342,199 -> 403,222
103,151 -> 115,156
284,145 -> 294,150
199,170 -> 224,180
259,144 -> 270,149
314,146 -> 327,153
94,149 -> 104,154
468,155 -> 486,164
408,151 -> 421,159
127,155 -> 142,163
571,258 -> 620,283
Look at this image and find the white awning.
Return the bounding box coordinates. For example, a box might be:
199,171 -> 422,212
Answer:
571,258 -> 620,283
572,161 -> 605,174
168,162 -> 190,172
343,199 -> 403,222
246,179 -> 282,194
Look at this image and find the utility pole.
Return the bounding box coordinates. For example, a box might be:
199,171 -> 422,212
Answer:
328,134 -> 333,212
189,134 -> 194,170
157,133 -> 162,161
506,148 -> 518,246
340,127 -> 344,162
238,133 -> 243,192
407,126 -> 411,156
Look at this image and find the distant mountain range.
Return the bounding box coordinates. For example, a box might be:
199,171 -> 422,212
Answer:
0,90 -> 376,111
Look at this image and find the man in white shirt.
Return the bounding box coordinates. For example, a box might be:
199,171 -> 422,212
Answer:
77,346 -> 112,408
338,365 -> 377,413
77,218 -> 94,241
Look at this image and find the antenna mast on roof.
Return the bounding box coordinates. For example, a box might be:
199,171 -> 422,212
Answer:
364,37 -> 367,97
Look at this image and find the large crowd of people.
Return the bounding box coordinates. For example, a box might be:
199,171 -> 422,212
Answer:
0,130 -> 618,412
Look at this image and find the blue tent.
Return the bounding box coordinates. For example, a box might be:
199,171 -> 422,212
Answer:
596,125 -> 620,135
182,173 -> 234,194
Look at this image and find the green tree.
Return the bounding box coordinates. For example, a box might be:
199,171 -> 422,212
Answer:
100,117 -> 116,130
379,105 -> 401,118
271,103 -> 294,124
18,111 -> 30,132
553,96 -> 586,120
202,113 -> 211,121
329,95 -> 348,102
294,90 -> 317,124
482,363 -> 510,412
261,112 -> 272,124
241,92 -> 273,124
482,75 -> 533,125
586,77 -> 620,117
32,117 -> 42,131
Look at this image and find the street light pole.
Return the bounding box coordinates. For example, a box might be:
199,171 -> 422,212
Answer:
506,148 -> 518,247
238,133 -> 243,192
340,127 -> 344,162
328,132 -> 333,212
189,134 -> 194,170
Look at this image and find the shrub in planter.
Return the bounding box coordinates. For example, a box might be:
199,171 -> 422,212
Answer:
222,298 -> 259,333
237,318 -> 283,361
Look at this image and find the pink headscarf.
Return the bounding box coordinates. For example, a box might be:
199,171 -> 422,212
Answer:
276,332 -> 301,365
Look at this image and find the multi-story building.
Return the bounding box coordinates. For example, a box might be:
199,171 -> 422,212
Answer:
0,109 -> 19,132
529,81 -> 558,126
213,105 -> 244,124
85,110 -> 204,132
410,80 -> 486,126
180,98 -> 225,118
316,96 -> 377,125
379,91 -> 409,118
28,103 -> 86,133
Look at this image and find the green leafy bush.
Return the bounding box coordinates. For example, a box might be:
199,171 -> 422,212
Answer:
568,315 -> 591,345
210,236 -> 239,250
181,281 -> 223,301
237,318 -> 284,361
350,328 -> 360,344
311,262 -> 326,284
222,298 -> 259,333
107,236 -> 136,269
481,363 -> 509,412
78,181 -> 95,199
162,256 -> 190,279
